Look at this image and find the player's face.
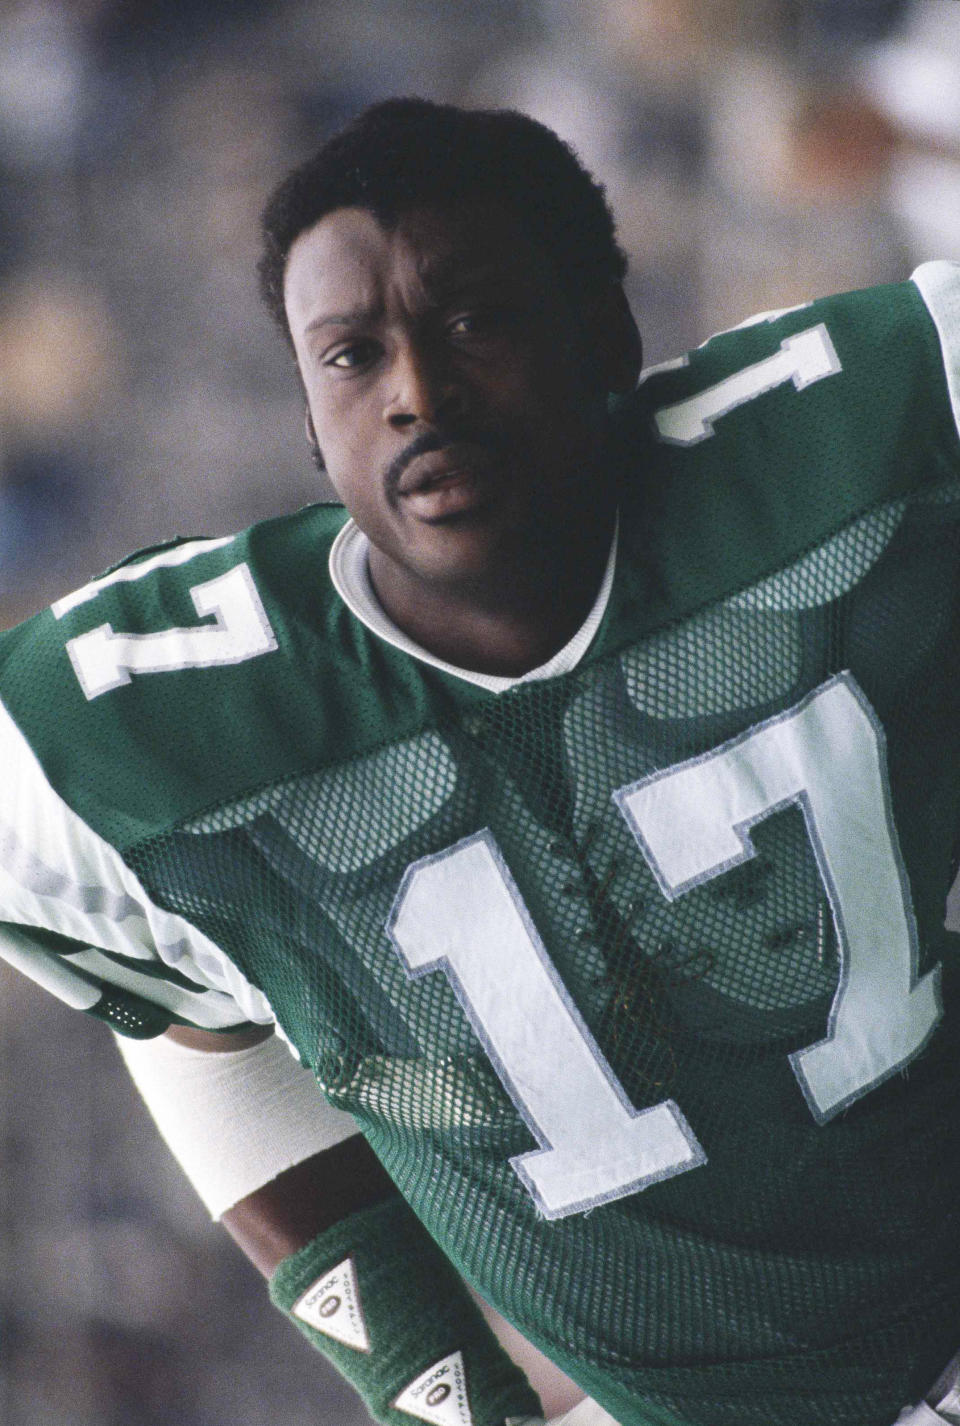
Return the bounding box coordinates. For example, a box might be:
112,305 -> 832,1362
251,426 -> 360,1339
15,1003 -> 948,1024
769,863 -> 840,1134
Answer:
284,200 -> 634,596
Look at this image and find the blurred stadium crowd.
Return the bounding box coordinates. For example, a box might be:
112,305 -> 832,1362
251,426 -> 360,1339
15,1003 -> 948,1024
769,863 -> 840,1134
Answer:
2,0 -> 960,1421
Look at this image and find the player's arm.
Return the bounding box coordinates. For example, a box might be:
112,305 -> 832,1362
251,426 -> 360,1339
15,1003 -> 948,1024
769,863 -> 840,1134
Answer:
117,1022 -> 551,1426
159,1022 -> 399,1270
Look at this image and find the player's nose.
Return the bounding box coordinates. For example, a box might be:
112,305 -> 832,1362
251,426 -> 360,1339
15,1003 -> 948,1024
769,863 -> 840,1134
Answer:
384,340 -> 466,430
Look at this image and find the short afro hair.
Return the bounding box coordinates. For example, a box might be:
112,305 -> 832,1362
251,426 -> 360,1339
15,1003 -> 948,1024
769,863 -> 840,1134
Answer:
258,96 -> 627,345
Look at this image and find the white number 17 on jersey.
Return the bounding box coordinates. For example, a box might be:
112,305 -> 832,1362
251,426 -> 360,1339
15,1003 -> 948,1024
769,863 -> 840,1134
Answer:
388,675 -> 941,1220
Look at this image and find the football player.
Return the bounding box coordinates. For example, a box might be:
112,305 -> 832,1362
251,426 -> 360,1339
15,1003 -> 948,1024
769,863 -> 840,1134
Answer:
4,97 -> 960,1426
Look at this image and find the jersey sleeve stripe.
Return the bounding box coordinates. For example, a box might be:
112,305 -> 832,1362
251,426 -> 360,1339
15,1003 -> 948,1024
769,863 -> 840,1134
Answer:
65,946 -> 251,1026
912,261 -> 960,443
0,921 -> 101,1010
0,921 -> 248,1029
0,695 -> 274,1030
1,817 -> 146,924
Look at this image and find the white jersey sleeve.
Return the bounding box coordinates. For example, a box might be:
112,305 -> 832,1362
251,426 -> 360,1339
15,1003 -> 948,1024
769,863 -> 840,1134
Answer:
0,694 -> 273,1035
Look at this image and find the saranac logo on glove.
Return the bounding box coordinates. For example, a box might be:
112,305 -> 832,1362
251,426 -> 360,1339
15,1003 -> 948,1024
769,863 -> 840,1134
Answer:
393,1349 -> 474,1426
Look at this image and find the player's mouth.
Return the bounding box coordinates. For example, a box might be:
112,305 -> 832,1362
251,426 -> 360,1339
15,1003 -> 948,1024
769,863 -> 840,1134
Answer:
394,445 -> 502,522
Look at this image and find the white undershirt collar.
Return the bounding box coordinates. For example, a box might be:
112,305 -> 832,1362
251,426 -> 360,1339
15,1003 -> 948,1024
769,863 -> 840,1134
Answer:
328,516 -> 619,693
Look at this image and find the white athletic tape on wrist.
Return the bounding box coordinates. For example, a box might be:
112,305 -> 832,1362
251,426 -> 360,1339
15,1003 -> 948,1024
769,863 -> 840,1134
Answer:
113,1030 -> 358,1217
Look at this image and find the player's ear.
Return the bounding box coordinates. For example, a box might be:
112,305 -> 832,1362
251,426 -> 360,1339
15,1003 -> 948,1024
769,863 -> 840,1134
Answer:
304,407 -> 326,473
595,284 -> 642,394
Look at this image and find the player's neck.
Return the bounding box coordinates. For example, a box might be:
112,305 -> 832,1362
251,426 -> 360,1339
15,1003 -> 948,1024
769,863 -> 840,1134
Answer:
368,512 -> 615,678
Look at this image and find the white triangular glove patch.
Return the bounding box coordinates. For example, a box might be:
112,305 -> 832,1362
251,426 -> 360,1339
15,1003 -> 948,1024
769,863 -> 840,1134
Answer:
291,1256 -> 370,1351
393,1350 -> 474,1426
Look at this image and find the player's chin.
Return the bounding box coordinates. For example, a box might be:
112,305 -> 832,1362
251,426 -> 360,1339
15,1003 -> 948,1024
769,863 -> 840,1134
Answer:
403,506 -> 526,582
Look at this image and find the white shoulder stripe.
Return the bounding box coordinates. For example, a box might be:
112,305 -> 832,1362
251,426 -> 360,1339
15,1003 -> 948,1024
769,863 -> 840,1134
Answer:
0,921 -> 100,1011
51,535 -> 236,618
0,818 -> 145,923
0,696 -> 274,1030
912,261 -> 960,443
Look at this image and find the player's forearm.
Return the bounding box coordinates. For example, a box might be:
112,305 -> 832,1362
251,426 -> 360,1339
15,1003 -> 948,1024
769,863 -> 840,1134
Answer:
117,1026 -> 544,1424
221,1134 -> 395,1275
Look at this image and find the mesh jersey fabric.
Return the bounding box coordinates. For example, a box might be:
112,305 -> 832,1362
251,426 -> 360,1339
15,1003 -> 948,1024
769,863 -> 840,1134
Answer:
3,264 -> 960,1426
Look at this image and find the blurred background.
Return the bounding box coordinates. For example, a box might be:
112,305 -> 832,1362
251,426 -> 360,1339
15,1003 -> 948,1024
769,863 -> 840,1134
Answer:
2,0 -> 960,1420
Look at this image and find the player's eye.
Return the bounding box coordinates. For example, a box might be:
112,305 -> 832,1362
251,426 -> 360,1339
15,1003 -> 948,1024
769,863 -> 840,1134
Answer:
324,340 -> 379,370
447,307 -> 506,339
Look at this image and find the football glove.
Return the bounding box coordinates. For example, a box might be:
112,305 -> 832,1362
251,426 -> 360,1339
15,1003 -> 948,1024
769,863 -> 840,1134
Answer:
270,1194 -> 542,1426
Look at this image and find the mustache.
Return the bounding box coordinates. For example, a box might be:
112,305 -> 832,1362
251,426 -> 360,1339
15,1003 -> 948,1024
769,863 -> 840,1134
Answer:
383,426 -> 506,497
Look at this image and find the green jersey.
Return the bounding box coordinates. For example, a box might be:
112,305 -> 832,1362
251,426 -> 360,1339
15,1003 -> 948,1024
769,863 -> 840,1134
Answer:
4,263 -> 960,1426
